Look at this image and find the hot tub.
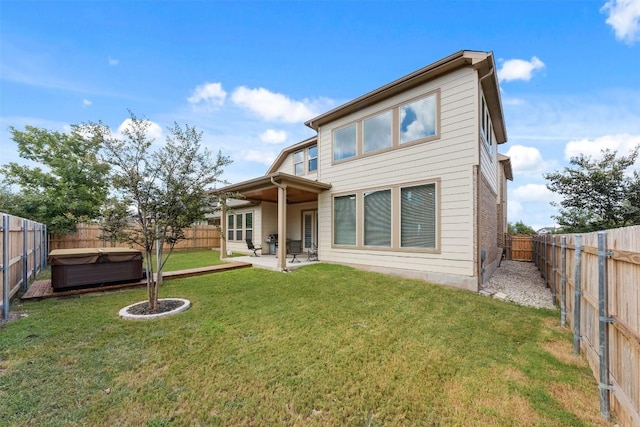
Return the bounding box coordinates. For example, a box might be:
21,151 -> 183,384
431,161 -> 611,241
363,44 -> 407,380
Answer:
48,248 -> 143,291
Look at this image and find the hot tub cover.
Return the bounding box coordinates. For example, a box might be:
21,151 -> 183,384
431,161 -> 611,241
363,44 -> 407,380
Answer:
48,248 -> 142,266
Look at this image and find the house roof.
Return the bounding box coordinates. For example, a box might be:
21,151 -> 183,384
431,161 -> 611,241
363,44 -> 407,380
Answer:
498,153 -> 513,181
212,172 -> 332,204
266,135 -> 317,175
305,50 -> 507,144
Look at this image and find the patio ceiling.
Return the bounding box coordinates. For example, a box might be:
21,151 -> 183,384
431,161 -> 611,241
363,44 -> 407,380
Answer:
213,172 -> 332,204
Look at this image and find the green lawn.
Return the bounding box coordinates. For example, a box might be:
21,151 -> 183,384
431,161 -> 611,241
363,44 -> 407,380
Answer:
0,253 -> 610,426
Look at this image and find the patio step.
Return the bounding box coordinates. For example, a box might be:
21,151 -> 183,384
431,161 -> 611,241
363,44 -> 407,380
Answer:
21,261 -> 252,300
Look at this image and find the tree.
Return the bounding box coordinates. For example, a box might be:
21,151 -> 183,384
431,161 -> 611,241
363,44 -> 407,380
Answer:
508,220 -> 536,235
97,113 -> 231,310
0,125 -> 110,233
544,147 -> 640,233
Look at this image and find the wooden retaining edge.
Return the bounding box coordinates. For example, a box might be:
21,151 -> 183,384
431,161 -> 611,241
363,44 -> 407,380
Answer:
21,261 -> 252,300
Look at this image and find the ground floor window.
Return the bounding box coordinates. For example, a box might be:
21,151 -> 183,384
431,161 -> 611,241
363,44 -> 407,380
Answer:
333,195 -> 356,245
333,180 -> 438,250
364,189 -> 391,247
400,183 -> 436,248
227,211 -> 254,241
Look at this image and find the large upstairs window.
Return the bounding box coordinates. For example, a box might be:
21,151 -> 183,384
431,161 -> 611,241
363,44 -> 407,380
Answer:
333,124 -> 357,162
400,94 -> 437,144
332,90 -> 439,163
363,111 -> 392,154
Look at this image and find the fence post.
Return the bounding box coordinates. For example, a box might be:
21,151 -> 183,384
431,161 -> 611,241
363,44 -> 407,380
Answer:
22,219 -> 28,292
573,234 -> 583,355
2,214 -> 10,320
561,236 -> 567,327
33,223 -> 39,278
551,236 -> 557,305
598,231 -> 612,420
43,225 -> 48,269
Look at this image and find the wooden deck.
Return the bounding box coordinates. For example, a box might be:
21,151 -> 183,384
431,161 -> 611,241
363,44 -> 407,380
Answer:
21,261 -> 251,300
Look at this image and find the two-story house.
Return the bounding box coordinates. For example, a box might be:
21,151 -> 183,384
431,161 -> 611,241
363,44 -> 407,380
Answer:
216,50 -> 512,291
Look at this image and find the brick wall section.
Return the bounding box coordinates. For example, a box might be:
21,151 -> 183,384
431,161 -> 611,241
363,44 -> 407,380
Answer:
479,174 -> 499,268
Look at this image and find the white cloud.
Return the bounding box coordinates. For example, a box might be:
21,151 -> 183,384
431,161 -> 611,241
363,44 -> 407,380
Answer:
564,133 -> 640,168
231,86 -> 317,123
505,144 -> 548,176
498,57 -> 545,83
108,56 -> 119,66
601,0 -> 640,44
117,118 -> 163,142
507,200 -> 524,220
239,149 -> 277,166
188,82 -> 227,110
82,99 -> 92,107
259,129 -> 287,144
511,184 -> 558,203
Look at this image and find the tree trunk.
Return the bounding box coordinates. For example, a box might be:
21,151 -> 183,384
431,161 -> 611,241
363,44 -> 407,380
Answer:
145,248 -> 158,310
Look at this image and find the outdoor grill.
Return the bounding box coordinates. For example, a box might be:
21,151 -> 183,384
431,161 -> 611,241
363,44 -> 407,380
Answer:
265,234 -> 278,254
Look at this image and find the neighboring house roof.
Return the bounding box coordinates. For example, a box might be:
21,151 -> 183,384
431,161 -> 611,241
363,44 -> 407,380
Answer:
498,154 -> 513,181
305,50 -> 507,145
267,135 -> 317,175
213,172 -> 331,204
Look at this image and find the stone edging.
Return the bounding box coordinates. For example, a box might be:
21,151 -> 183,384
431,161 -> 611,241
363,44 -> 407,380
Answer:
118,298 -> 191,320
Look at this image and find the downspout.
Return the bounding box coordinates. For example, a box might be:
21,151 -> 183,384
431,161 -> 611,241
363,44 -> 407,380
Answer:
271,177 -> 288,272
476,64 -> 495,289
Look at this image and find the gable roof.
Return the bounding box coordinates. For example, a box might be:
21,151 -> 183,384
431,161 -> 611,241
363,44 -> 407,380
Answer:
305,50 -> 507,144
498,153 -> 513,181
213,172 -> 331,204
266,136 -> 317,175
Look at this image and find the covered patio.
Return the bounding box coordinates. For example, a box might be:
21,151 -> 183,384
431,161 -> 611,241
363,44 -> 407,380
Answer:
232,253 -> 319,272
215,172 -> 331,271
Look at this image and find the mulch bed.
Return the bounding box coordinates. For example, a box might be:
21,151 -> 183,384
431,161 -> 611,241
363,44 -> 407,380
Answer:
125,299 -> 185,315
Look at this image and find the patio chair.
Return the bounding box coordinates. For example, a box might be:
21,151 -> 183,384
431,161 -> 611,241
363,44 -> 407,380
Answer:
288,240 -> 302,263
307,243 -> 318,261
245,238 -> 262,257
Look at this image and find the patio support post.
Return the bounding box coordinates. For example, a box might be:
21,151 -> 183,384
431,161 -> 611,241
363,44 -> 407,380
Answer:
277,185 -> 287,271
220,205 -> 227,258
271,177 -> 287,271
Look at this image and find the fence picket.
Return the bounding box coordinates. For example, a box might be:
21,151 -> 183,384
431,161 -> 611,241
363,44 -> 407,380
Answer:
533,226 -> 640,426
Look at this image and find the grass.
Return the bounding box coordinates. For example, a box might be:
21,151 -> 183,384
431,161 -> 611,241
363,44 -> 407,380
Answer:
0,255 -> 612,426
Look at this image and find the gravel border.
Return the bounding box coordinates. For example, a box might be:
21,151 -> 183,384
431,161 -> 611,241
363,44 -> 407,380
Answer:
481,260 -> 555,309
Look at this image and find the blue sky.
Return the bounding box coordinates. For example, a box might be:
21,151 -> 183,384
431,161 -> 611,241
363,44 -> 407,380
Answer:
1,0 -> 639,231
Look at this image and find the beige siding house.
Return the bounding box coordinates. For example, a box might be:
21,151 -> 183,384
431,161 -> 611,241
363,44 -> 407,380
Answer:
216,50 -> 512,291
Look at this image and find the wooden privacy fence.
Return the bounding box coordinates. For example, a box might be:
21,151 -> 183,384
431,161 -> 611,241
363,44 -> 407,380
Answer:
0,213 -> 48,320
505,234 -> 534,261
533,226 -> 640,426
49,223 -> 221,251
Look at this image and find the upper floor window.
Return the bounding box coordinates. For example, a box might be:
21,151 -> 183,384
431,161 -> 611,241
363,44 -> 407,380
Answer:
363,111 -> 392,154
294,145 -> 318,175
308,144 -> 318,172
333,124 -> 357,161
481,95 -> 494,156
331,90 -> 440,164
294,150 -> 304,175
400,94 -> 437,144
